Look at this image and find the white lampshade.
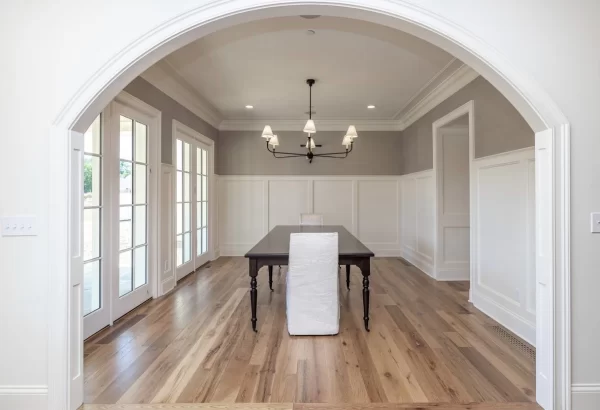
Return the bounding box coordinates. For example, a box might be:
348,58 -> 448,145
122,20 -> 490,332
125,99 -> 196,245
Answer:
303,119 -> 316,134
342,135 -> 353,148
262,125 -> 274,139
345,125 -> 358,139
306,138 -> 316,149
269,135 -> 279,147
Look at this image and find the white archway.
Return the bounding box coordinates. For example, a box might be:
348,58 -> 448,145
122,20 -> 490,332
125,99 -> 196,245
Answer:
47,2 -> 570,409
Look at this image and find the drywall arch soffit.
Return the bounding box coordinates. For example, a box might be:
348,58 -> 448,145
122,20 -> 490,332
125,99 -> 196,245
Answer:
54,0 -> 568,135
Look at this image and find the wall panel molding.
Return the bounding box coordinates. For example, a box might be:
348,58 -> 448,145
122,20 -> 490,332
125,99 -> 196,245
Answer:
471,147 -> 536,345
218,175 -> 402,257
399,169 -> 435,277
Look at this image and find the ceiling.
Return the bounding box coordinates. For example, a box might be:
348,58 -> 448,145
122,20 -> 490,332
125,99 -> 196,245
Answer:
148,16 -> 463,123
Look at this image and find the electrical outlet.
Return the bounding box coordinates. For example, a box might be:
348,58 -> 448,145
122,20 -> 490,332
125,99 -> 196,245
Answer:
1,216 -> 38,236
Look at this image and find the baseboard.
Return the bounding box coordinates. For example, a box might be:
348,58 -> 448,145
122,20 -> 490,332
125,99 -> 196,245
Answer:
212,248 -> 221,259
363,243 -> 402,258
402,246 -> 434,277
220,243 -> 254,256
436,267 -> 470,281
572,384 -> 600,409
471,291 -> 535,346
0,386 -> 47,410
160,275 -> 176,295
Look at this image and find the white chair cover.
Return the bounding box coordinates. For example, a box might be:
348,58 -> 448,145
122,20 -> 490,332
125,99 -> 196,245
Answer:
286,232 -> 339,335
299,213 -> 324,226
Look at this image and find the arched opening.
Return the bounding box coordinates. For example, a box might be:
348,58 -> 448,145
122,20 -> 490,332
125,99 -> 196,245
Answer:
47,2 -> 569,410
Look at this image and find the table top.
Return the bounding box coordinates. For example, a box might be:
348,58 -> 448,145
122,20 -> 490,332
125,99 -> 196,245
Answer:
244,225 -> 375,258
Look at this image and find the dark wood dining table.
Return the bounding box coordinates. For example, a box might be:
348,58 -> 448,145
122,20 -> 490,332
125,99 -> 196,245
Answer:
244,225 -> 375,332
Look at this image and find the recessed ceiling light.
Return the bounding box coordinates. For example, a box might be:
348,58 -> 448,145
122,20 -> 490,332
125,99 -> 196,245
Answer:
367,105 -> 376,109
245,105 -> 254,109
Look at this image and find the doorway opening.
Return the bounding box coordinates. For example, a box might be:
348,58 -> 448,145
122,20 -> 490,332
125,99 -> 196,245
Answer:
46,3 -> 570,410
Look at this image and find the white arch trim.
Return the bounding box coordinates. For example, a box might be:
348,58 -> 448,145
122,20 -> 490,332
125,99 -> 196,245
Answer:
47,1 -> 570,410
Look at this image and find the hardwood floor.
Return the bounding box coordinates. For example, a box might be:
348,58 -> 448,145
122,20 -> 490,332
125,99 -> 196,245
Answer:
84,257 -> 536,408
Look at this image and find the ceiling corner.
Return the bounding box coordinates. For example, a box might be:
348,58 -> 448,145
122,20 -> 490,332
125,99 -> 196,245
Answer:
396,62 -> 479,130
140,61 -> 224,129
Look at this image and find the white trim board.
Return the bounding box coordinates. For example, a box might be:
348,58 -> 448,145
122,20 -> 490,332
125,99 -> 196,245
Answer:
571,384 -> 600,410
0,386 -> 47,410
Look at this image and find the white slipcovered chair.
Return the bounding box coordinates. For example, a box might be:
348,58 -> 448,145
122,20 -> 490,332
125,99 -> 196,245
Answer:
299,213 -> 324,226
286,232 -> 340,335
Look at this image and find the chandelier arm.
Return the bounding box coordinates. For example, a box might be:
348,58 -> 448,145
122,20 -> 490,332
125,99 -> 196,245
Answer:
312,153 -> 349,158
273,153 -> 308,158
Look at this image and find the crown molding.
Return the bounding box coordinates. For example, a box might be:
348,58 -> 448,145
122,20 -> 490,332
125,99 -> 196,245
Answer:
140,61 -> 223,128
219,119 -> 404,132
142,59 -> 477,133
397,63 -> 479,130
393,58 -> 460,120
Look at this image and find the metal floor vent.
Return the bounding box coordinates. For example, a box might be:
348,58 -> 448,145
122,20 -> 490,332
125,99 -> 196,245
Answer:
489,325 -> 536,362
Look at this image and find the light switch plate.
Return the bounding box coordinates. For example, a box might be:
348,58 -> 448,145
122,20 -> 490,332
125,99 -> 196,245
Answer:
591,213 -> 600,233
1,216 -> 38,236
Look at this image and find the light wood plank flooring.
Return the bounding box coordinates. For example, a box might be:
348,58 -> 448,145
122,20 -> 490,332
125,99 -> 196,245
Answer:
84,257 -> 536,407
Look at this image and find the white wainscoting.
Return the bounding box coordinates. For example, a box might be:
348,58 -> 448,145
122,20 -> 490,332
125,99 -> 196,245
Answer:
217,175 -> 402,257
399,170 -> 435,276
159,163 -> 176,295
471,147 -> 536,346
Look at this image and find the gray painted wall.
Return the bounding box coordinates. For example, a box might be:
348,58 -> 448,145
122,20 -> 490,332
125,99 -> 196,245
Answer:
401,76 -> 534,174
217,130 -> 402,175
124,77 -> 219,164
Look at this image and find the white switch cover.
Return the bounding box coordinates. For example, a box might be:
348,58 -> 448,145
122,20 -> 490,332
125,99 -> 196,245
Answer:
1,216 -> 38,236
591,213 -> 600,233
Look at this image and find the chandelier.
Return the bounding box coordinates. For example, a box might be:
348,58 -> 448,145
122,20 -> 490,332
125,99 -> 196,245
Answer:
261,79 -> 358,163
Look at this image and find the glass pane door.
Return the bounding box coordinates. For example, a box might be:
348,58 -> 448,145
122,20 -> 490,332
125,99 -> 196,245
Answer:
83,115 -> 110,338
176,139 -> 193,279
197,146 -> 208,257
175,136 -> 210,280
118,116 -> 149,296
112,109 -> 152,321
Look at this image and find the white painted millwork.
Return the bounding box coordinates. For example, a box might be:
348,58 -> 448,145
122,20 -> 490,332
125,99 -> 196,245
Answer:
68,130 -> 85,410
470,147 -> 536,346
2,2 -> 577,410
535,130 -> 555,410
399,170 -> 435,276
218,175 -> 402,257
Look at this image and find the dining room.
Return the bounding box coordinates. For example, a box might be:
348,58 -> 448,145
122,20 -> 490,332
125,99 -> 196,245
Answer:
81,13 -> 539,410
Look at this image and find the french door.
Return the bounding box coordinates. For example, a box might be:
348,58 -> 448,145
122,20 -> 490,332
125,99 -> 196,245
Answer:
111,102 -> 154,320
83,94 -> 158,338
175,128 -> 211,281
82,114 -> 110,339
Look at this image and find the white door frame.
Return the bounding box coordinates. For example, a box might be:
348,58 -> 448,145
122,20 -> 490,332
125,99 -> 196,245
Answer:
109,92 -> 161,320
172,120 -> 216,282
47,2 -> 571,410
432,100 -> 474,283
